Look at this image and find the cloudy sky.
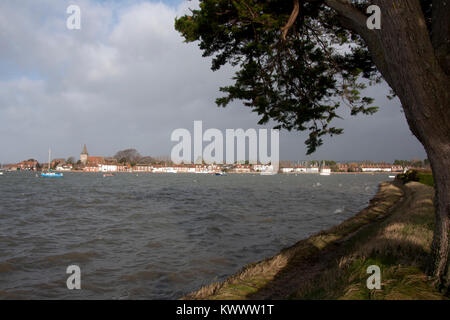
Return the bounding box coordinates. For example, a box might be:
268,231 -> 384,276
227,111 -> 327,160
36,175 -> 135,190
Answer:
0,0 -> 426,164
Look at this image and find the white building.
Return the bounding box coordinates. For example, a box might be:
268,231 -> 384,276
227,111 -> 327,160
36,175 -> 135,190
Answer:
175,166 -> 196,173
152,166 -> 177,173
253,164 -> 272,172
195,165 -> 212,173
361,167 -> 392,172
100,164 -> 118,172
56,164 -> 73,171
134,165 -> 153,172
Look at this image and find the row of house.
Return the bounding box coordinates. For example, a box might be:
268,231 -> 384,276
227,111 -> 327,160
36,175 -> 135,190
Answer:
281,167 -> 320,173
2,160 -> 39,171
82,163 -> 228,173
280,164 -> 404,173
363,164 -> 405,172
1,161 -> 408,174
0,143 -> 413,174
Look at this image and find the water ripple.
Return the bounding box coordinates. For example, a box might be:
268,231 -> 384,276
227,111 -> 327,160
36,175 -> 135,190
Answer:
0,172 -> 390,299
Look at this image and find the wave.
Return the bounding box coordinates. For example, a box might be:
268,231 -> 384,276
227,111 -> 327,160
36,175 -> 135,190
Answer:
38,251 -> 100,266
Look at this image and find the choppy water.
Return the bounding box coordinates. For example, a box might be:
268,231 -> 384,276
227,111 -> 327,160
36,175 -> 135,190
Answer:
0,172 -> 390,299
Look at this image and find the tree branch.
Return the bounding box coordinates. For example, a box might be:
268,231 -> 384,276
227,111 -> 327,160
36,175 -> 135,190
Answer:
324,0 -> 368,34
281,0 -> 300,40
321,0 -> 394,87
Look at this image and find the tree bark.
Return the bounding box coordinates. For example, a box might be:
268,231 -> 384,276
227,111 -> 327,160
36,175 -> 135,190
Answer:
368,0 -> 450,292
325,0 -> 450,291
427,145 -> 450,292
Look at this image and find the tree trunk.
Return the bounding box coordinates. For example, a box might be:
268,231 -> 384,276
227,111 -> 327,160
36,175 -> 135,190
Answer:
318,0 -> 449,289
368,0 -> 450,292
427,146 -> 450,292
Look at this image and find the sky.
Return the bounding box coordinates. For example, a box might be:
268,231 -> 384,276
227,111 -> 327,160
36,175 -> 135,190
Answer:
0,0 -> 427,164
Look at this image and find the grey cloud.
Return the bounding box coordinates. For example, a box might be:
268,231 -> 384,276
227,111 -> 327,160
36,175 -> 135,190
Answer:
0,0 -> 426,164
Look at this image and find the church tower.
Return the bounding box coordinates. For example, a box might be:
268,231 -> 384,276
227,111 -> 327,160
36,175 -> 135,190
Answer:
80,144 -> 88,165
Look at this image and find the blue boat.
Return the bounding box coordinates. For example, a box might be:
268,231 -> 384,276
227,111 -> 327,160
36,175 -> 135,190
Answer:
40,148 -> 64,178
41,172 -> 64,177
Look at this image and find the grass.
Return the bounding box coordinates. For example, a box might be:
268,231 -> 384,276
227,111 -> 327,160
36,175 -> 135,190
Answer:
397,169 -> 434,187
418,172 -> 434,187
183,181 -> 447,300
292,182 -> 444,300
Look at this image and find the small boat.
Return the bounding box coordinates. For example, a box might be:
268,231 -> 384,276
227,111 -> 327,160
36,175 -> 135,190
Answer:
389,175 -> 396,179
0,172 -> 4,175
41,148 -> 63,178
319,161 -> 331,176
215,172 -> 226,176
103,173 -> 114,177
260,171 -> 276,175
41,172 -> 64,177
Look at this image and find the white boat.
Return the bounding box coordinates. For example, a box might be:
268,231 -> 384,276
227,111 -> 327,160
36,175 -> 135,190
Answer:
319,161 -> 331,176
0,172 -> 3,175
389,175 -> 396,179
260,170 -> 277,175
259,164 -> 277,175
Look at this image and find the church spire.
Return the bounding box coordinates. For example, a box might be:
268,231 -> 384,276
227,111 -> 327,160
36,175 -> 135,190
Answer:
80,144 -> 89,165
81,144 -> 88,155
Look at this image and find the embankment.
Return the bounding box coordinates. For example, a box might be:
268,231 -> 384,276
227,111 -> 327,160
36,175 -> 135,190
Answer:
183,181 -> 447,300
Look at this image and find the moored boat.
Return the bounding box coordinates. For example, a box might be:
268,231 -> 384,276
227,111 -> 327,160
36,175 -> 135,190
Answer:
41,172 -> 64,177
260,171 -> 276,175
319,161 -> 331,176
40,148 -> 63,178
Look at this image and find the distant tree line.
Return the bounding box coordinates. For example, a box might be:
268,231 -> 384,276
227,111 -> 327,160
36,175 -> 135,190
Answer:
112,149 -> 173,166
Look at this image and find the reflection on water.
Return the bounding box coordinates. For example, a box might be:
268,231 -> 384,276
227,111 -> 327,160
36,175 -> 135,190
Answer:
0,172 -> 390,299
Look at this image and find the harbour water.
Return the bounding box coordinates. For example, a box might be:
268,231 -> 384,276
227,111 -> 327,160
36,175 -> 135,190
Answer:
0,172 -> 391,299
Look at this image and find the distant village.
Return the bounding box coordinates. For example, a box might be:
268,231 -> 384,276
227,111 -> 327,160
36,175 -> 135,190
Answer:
0,145 -> 430,174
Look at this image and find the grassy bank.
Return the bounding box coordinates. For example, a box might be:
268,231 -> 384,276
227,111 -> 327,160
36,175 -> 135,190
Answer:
418,173 -> 434,187
184,181 -> 446,300
398,169 -> 434,187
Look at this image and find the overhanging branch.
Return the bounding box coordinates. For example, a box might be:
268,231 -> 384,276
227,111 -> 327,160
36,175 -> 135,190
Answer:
281,0 -> 300,40
322,0 -> 393,87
